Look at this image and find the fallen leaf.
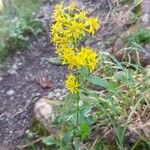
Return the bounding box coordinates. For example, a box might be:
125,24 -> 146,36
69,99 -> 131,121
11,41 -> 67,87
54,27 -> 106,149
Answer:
36,77 -> 53,89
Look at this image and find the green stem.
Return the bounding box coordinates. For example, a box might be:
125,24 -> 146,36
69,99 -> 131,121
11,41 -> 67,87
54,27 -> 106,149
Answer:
76,96 -> 79,127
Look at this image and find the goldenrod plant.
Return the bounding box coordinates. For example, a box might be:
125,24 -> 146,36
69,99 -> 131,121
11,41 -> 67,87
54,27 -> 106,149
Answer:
30,2 -> 150,150
51,2 -> 100,93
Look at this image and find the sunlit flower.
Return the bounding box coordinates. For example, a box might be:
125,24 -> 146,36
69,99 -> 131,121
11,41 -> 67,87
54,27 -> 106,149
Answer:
87,17 -> 101,35
65,74 -> 79,94
52,3 -> 64,20
79,47 -> 98,72
68,2 -> 75,12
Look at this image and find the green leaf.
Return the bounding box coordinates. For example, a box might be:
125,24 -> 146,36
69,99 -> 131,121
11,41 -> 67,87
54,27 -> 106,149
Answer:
63,129 -> 74,144
43,57 -> 62,65
73,138 -> 82,150
42,136 -> 56,146
86,75 -> 110,89
80,122 -> 89,140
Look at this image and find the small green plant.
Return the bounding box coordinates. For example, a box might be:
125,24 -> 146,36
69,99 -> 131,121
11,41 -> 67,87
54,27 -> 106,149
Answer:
126,28 -> 150,46
0,0 -> 45,62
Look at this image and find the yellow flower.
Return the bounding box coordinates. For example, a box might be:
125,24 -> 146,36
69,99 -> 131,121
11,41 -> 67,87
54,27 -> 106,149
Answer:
87,17 -> 101,35
62,48 -> 78,69
52,3 -> 64,20
51,22 -> 62,36
51,2 -> 100,72
68,2 -> 75,12
67,20 -> 85,40
74,10 -> 87,21
79,47 -> 98,72
65,74 -> 79,94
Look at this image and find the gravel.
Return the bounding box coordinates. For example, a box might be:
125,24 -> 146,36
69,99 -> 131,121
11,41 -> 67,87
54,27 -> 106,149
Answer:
48,92 -> 55,99
6,90 -> 15,96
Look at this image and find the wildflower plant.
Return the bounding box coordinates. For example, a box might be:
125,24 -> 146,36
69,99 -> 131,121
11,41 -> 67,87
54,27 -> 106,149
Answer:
50,2 -> 102,146
20,2 -> 150,150
51,2 -> 100,94
45,2 -> 148,150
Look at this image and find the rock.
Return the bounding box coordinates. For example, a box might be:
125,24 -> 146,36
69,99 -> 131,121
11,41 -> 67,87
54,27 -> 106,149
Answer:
0,76 -> 2,81
7,69 -> 17,75
112,38 -> 124,60
48,92 -> 55,99
113,38 -> 150,66
53,88 -> 62,94
55,92 -> 61,98
17,62 -> 22,66
62,89 -> 66,94
141,13 -> 150,26
12,64 -> 18,70
34,98 -> 56,132
112,5 -> 135,30
35,93 -> 41,97
140,0 -> 150,27
6,90 -> 15,96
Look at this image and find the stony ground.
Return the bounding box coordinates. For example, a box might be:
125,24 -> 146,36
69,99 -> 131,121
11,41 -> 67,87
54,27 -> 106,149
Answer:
0,0 -> 137,149
0,1 -> 67,149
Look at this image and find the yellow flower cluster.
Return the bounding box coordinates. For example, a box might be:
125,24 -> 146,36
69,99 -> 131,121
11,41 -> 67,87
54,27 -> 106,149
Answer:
51,2 -> 101,94
52,2 -> 100,42
63,47 -> 98,72
65,74 -> 79,94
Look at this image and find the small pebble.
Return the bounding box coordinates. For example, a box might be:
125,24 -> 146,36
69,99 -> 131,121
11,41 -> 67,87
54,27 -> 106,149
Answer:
12,64 -> 18,70
6,90 -> 15,96
54,89 -> 61,94
55,92 -> 61,98
17,62 -> 22,66
62,89 -> 66,94
48,92 -> 55,99
7,69 -> 17,75
35,93 -> 41,97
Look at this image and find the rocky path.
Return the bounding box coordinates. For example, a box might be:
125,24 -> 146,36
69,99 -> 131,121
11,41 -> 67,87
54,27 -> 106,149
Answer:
0,0 -> 112,149
0,37 -> 69,149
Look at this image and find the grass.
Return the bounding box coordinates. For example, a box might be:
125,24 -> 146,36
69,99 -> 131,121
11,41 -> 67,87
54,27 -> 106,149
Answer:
0,0 -> 44,62
126,28 -> 150,46
18,52 -> 150,150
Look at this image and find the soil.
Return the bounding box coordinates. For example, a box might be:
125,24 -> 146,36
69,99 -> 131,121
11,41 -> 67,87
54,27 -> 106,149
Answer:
0,0 -> 121,149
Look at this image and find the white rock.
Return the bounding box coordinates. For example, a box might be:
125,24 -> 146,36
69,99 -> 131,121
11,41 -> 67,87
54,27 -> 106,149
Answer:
0,76 -> 2,81
12,64 -> 18,70
6,90 -> 15,96
35,93 -> 41,97
7,69 -> 17,75
17,62 -> 22,66
48,92 -> 55,99
62,89 -> 66,94
54,88 -> 61,94
55,92 -> 61,98
34,98 -> 55,132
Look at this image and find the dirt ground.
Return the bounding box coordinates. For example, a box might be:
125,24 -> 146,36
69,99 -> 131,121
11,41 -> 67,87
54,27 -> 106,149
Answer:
0,0 -> 118,149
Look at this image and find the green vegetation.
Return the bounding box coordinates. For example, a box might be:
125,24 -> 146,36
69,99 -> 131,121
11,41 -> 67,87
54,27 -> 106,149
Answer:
126,28 -> 150,46
20,52 -> 150,150
0,0 -> 45,62
15,2 -> 150,150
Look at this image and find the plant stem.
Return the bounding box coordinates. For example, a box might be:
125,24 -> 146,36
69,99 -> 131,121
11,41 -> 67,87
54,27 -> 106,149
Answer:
76,94 -> 79,127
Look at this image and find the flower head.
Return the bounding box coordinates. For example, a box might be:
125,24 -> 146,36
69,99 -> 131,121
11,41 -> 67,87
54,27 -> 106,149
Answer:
87,17 -> 101,35
78,47 -> 98,72
65,74 -> 79,94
